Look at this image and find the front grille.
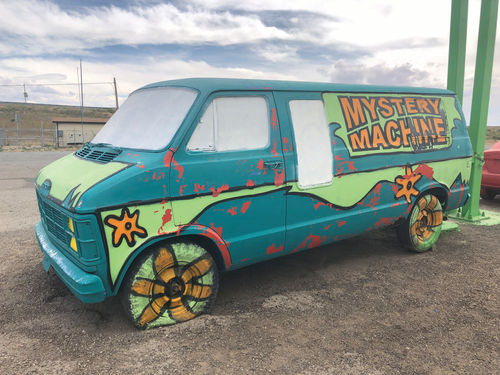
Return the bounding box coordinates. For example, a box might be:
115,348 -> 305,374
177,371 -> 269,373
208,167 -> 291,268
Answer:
37,194 -> 72,246
75,145 -> 120,163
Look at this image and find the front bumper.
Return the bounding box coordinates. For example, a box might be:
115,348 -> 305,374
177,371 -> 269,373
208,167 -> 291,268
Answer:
35,221 -> 106,303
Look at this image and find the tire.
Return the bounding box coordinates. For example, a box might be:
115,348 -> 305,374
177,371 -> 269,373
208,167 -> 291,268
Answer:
121,241 -> 219,330
480,187 -> 496,200
397,194 -> 443,252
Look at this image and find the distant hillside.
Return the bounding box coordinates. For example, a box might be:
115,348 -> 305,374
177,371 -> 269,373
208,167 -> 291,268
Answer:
0,101 -> 115,132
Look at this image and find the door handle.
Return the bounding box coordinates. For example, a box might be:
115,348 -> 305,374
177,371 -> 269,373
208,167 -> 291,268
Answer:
263,160 -> 283,169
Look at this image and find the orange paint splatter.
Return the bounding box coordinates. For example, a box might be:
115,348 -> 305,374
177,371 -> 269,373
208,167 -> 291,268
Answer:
337,220 -> 346,227
291,234 -> 323,253
246,179 -> 255,187
179,185 -> 187,196
257,159 -> 264,170
227,207 -> 237,216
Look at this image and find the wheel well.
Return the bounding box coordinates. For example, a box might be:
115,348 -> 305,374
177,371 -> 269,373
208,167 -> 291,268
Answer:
424,187 -> 449,209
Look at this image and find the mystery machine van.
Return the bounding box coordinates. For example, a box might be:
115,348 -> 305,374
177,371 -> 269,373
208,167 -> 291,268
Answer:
35,78 -> 472,329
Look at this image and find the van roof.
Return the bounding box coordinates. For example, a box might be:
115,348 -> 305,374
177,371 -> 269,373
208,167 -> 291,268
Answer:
140,77 -> 455,96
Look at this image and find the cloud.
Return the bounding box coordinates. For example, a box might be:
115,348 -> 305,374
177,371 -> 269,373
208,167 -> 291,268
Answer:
327,60 -> 436,87
0,0 -> 291,56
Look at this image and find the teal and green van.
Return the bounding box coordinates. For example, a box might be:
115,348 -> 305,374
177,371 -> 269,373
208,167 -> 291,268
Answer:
35,78 -> 472,329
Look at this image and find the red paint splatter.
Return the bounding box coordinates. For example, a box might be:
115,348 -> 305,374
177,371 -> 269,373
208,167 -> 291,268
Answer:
158,209 -> 172,234
267,243 -> 284,255
246,179 -> 255,187
163,150 -> 174,167
137,163 -> 145,169
358,183 -> 382,212
375,217 -> 394,228
414,164 -> 434,180
271,140 -> 279,157
274,168 -> 285,186
240,258 -> 249,262
334,155 -> 357,175
292,234 -> 323,253
314,201 -> 333,210
173,159 -> 184,180
194,183 -> 205,192
324,224 -> 332,230
241,201 -> 251,213
210,184 -> 229,197
257,159 -> 264,170
271,108 -> 279,129
227,207 -> 237,216
179,184 -> 187,196
337,220 -> 346,227
209,223 -> 223,238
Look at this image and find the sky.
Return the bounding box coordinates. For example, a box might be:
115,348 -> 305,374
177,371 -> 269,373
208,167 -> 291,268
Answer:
0,0 -> 499,125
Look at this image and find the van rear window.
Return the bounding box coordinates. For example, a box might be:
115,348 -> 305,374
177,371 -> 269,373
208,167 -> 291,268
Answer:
91,87 -> 197,151
289,100 -> 333,188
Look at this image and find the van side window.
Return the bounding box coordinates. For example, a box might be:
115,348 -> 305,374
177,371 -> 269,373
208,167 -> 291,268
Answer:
289,100 -> 333,188
187,96 -> 269,152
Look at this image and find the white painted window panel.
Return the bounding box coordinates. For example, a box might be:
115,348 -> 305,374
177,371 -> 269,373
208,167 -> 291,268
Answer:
289,100 -> 333,188
187,96 -> 269,152
92,87 -> 197,150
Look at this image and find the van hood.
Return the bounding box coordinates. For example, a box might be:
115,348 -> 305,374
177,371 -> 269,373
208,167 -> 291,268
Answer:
35,153 -> 130,210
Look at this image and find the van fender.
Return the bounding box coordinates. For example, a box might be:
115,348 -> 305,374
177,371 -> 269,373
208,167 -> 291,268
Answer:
112,223 -> 231,295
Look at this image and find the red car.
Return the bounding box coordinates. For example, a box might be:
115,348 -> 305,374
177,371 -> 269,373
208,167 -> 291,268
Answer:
481,141 -> 500,200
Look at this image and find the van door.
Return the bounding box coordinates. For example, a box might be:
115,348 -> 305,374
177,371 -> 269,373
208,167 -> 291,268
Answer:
274,91 -> 336,253
170,91 -> 286,268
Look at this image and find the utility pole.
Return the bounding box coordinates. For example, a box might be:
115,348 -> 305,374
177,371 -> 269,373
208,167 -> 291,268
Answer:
23,83 -> 28,103
80,59 -> 85,144
113,77 -> 119,109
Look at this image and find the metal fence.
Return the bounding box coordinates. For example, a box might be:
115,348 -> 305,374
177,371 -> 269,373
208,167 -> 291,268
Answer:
0,125 -> 58,147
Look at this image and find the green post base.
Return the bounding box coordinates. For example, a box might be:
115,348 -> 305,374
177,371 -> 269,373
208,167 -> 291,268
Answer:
447,208 -> 500,226
442,220 -> 460,232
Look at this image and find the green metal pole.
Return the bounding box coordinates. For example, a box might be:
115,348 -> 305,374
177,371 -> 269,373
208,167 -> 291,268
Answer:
444,0 -> 468,224
447,0 -> 469,104
461,0 -> 498,221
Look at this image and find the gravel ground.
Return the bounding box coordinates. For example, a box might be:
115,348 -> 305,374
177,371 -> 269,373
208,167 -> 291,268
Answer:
0,151 -> 499,375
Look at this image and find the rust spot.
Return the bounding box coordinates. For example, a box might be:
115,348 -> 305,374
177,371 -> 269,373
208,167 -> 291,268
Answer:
291,234 -> 323,253
227,207 -> 237,216
337,220 -> 346,227
246,179 -> 255,187
194,183 -> 205,192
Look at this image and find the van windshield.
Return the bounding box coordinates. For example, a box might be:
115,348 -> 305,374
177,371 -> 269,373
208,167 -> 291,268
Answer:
91,87 -> 197,150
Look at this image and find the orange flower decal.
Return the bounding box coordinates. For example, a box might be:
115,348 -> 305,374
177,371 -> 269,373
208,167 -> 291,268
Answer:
104,207 -> 147,247
395,165 -> 422,203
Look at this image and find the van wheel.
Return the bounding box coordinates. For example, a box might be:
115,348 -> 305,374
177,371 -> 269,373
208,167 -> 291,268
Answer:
397,194 -> 443,252
480,187 -> 496,200
121,241 -> 218,329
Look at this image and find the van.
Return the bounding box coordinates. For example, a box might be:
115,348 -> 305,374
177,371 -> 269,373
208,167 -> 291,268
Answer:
35,78 -> 472,329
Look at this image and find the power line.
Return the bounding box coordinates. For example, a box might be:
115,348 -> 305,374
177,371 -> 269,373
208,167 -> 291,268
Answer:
0,82 -> 113,87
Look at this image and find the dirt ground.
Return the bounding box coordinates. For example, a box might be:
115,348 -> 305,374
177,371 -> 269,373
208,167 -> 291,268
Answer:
0,151 -> 499,375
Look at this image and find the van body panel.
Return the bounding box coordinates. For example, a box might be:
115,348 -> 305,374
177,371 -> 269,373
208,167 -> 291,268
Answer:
33,78 -> 473,303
